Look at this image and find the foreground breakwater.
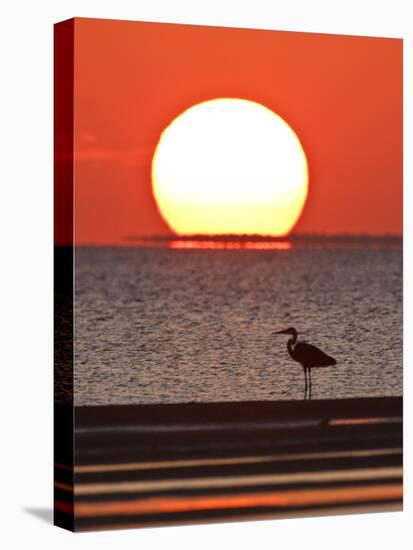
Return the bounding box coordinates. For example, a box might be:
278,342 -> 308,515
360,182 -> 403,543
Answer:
54,397 -> 403,531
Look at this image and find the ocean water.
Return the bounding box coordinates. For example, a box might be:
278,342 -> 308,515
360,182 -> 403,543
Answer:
74,244 -> 402,405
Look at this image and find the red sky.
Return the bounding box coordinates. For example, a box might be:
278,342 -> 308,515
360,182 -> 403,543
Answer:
65,18 -> 402,244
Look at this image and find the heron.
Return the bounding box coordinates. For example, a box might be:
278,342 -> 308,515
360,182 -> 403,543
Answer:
274,327 -> 336,399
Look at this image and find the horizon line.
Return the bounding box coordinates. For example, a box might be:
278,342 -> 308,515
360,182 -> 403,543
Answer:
124,233 -> 403,242
65,233 -> 403,249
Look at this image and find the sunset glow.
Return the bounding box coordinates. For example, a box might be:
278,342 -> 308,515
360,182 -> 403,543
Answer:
152,99 -> 308,236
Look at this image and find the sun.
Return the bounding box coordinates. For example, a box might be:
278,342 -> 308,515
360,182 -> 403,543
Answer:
152,98 -> 308,236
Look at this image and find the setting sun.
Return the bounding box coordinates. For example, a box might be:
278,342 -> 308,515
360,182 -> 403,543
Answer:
152,98 -> 308,236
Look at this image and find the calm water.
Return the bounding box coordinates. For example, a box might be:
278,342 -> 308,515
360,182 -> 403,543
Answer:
74,244 -> 402,405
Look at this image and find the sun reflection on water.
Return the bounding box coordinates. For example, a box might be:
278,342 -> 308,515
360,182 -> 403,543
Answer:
168,240 -> 292,250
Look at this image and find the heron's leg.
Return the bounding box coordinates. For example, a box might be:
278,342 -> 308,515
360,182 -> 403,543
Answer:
303,367 -> 308,399
309,369 -> 312,400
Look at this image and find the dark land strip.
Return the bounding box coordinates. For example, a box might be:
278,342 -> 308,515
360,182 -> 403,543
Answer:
54,396 -> 402,531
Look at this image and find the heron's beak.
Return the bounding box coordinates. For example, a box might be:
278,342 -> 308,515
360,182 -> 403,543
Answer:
274,329 -> 289,335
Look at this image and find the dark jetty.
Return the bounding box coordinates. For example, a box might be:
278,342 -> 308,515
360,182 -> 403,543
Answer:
55,396 -> 402,531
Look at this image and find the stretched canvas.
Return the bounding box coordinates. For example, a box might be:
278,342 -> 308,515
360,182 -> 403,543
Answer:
54,18 -> 403,532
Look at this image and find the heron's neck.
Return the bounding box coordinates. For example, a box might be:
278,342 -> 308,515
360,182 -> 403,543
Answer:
287,336 -> 297,358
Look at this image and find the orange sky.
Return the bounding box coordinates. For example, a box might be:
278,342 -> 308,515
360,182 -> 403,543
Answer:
64,18 -> 402,245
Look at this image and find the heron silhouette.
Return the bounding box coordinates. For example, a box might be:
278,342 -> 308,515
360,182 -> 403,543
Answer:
275,327 -> 336,399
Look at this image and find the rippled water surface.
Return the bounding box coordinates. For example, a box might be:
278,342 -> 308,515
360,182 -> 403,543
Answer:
74,245 -> 402,405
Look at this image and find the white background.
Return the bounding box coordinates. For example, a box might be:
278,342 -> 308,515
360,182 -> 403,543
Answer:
0,0 -> 411,547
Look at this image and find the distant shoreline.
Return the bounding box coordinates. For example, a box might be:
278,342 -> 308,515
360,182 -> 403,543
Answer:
125,233 -> 402,243
65,234 -> 403,251
67,233 -> 403,249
